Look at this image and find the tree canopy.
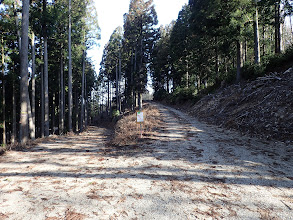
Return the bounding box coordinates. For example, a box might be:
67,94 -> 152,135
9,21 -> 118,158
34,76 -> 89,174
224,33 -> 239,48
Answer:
98,0 -> 293,112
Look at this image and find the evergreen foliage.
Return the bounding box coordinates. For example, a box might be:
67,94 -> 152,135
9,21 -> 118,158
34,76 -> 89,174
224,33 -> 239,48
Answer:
150,0 -> 293,102
0,0 -> 100,145
98,0 -> 293,112
99,0 -> 158,111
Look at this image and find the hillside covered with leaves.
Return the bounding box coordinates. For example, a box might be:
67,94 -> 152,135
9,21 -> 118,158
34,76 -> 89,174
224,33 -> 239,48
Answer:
188,66 -> 293,143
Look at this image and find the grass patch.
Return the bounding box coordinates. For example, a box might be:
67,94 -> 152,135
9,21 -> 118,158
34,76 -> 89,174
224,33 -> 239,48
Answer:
111,103 -> 162,146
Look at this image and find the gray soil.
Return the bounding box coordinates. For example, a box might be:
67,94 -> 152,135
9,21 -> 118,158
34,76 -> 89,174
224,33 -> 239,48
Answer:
0,103 -> 292,219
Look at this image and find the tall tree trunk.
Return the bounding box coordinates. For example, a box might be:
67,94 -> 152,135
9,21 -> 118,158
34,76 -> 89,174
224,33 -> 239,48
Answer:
101,84 -> 105,114
118,50 -> 122,112
139,36 -> 143,109
52,94 -> 55,134
290,16 -> 293,41
125,77 -> 128,110
68,0 -> 73,132
85,71 -> 88,127
133,48 -> 137,110
135,92 -> 138,108
236,39 -> 242,83
108,81 -> 111,115
80,49 -> 86,132
116,62 -> 119,111
31,31 -> 36,139
20,0 -> 30,144
27,94 -> 34,139
12,82 -> 16,144
2,37 -> 6,146
138,93 -> 142,110
130,51 -> 133,110
59,49 -> 64,134
197,75 -> 201,92
43,0 -> 49,136
186,55 -> 189,88
271,27 -> 274,54
12,1 -> 20,144
74,89 -> 78,132
110,83 -> 112,116
43,43 -> 49,136
280,22 -> 284,51
254,3 -> 261,64
215,36 -> 219,80
166,73 -> 170,93
262,25 -> 266,56
41,65 -> 44,137
275,1 -> 281,54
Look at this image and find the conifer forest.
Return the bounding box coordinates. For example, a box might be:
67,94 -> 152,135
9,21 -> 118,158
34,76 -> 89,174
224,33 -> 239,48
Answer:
1,0 -> 293,145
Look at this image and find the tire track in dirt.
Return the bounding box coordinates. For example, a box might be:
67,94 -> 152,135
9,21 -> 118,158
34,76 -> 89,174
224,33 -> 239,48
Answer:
0,104 -> 292,219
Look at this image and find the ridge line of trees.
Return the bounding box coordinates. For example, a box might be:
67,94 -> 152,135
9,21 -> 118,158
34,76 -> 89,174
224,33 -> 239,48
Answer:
151,0 -> 293,103
98,0 -> 158,114
98,0 -> 293,115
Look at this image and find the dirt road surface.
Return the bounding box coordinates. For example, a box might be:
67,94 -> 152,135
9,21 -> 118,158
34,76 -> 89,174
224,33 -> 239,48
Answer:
0,103 -> 292,219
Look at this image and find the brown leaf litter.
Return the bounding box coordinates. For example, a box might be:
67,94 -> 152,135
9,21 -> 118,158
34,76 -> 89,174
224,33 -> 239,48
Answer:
190,67 -> 293,143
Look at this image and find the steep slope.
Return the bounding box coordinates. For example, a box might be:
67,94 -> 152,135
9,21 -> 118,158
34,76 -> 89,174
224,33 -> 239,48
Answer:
190,67 -> 293,143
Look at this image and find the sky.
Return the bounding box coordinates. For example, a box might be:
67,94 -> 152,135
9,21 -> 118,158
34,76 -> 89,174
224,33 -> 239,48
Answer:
88,0 -> 189,74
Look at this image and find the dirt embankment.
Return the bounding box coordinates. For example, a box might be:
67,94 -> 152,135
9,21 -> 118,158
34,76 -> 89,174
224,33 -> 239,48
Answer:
190,66 -> 293,143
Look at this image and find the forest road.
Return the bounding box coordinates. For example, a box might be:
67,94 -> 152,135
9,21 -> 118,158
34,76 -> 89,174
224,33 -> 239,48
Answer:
0,103 -> 293,220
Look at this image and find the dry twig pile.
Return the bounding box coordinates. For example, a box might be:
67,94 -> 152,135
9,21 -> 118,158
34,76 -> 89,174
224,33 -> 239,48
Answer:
112,103 -> 162,146
191,67 -> 293,143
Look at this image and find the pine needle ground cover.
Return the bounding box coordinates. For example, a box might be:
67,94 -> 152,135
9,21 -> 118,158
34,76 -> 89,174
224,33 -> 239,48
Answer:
111,103 -> 163,146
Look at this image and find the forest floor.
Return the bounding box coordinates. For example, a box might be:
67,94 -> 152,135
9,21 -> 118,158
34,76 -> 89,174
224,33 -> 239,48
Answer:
0,103 -> 293,219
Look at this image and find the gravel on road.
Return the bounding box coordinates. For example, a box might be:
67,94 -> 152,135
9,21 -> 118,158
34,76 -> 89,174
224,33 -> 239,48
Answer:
0,103 -> 292,219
